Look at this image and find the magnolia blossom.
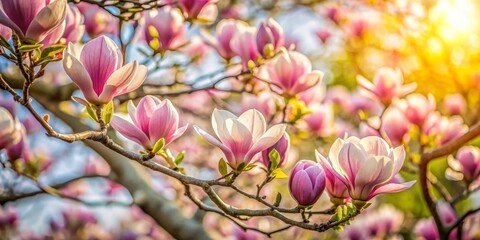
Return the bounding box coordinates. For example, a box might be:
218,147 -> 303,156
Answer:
399,93 -> 436,125
442,93 -> 466,115
357,67 -> 416,103
264,50 -> 323,97
381,106 -> 410,146
63,36 -> 147,105
202,19 -> 248,61
0,23 -> 11,40
62,4 -> 85,43
303,103 -> 334,137
76,2 -> 117,37
177,0 -> 218,22
321,159 -> 349,202
288,160 -> 326,206
40,18 -> 65,47
110,96 -> 188,149
423,113 -> 468,146
316,136 -> 415,202
0,0 -> 67,42
194,109 -> 286,168
259,133 -> 290,168
414,202 -> 457,240
230,26 -> 260,67
0,107 -> 23,150
6,130 -> 28,161
446,146 -> 480,183
256,18 -> 284,57
316,29 -> 331,43
141,7 -> 186,53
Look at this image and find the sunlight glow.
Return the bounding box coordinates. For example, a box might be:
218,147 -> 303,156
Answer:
430,0 -> 479,43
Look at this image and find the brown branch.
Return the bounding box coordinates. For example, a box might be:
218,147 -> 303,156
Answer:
0,174 -> 106,204
446,207 -> 480,235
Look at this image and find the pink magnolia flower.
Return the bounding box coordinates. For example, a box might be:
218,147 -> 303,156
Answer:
63,36 -> 147,105
316,29 -> 331,44
414,202 -> 457,240
299,83 -> 326,106
442,93 -> 466,115
110,96 -> 188,150
230,26 -> 261,67
264,50 -> 323,97
256,18 -> 284,57
0,0 -> 67,42
357,67 -> 416,103
0,23 -> 11,40
414,219 -> 441,240
399,93 -> 436,125
288,160 -> 326,206
325,6 -> 342,25
141,7 -> 186,53
259,133 -> 290,168
40,18 -> 65,47
177,0 -> 218,22
316,136 -> 415,202
62,4 -> 85,43
381,106 -> 410,146
194,109 -> 286,168
348,18 -> 369,39
318,157 -> 349,202
303,103 -> 335,137
423,113 -> 468,146
358,122 -> 380,138
446,146 -> 480,183
76,2 -> 117,37
346,90 -> 383,115
0,107 -> 22,150
6,129 -> 28,161
201,19 -> 248,61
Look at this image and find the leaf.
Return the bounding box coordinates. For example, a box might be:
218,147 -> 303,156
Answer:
243,164 -> 257,171
18,43 -> 43,53
174,151 -> 185,165
71,96 -> 90,107
336,205 -> 343,220
236,162 -> 246,172
274,193 -> 282,207
152,138 -> 165,154
218,158 -> 228,176
0,35 -> 12,50
177,167 -> 186,175
102,101 -> 114,124
270,168 -> 289,179
268,149 -> 280,170
40,44 -> 65,59
85,105 -> 98,122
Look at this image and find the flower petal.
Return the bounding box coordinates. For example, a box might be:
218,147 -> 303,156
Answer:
212,108 -> 237,139
63,46 -> 99,103
148,100 -> 179,144
245,123 -> 286,160
81,36 -> 123,96
368,181 -> 416,199
110,115 -> 150,147
194,125 -> 234,163
237,109 -> 266,141
25,0 -> 67,42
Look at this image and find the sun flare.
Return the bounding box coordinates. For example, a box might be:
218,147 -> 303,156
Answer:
430,0 -> 479,43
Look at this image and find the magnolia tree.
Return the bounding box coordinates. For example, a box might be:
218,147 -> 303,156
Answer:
1,0 -> 480,239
